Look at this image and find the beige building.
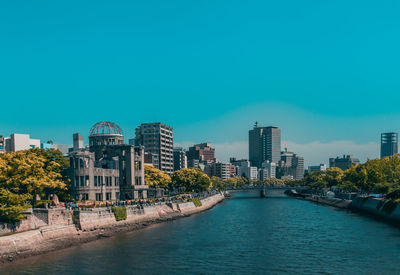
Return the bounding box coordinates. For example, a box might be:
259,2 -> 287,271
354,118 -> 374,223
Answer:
135,122 -> 174,174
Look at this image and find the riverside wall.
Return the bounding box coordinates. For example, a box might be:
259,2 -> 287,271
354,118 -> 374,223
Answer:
0,193 -> 224,263
349,196 -> 400,224
302,194 -> 400,225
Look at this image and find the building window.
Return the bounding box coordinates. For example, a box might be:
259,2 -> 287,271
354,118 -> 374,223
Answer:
80,176 -> 84,187
115,192 -> 120,200
82,194 -> 89,201
94,176 -> 98,187
96,193 -> 103,201
106,192 -> 111,201
105,176 -> 109,186
100,176 -> 103,186
80,159 -> 84,168
75,176 -> 79,187
85,176 -> 89,186
115,177 -> 118,186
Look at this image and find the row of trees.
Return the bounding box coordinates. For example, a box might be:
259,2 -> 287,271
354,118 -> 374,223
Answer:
0,149 -> 69,221
144,166 -> 213,192
298,155 -> 400,198
145,166 -> 300,193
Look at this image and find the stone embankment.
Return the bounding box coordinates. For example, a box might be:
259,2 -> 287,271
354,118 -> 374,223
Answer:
297,194 -> 400,226
0,193 -> 224,264
304,196 -> 352,209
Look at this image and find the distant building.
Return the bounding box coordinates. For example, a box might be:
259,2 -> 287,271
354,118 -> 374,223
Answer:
249,123 -> 281,168
258,161 -> 276,181
0,136 -> 4,153
329,155 -> 360,170
205,162 -> 232,181
67,121 -> 148,201
41,142 -> 70,154
187,159 -> 205,170
186,143 -> 216,164
143,152 -> 159,168
135,122 -> 174,174
308,164 -> 327,173
230,159 -> 258,180
2,134 -> 40,152
277,149 -> 304,180
73,133 -> 84,151
173,147 -> 187,171
53,144 -> 70,154
381,132 -> 398,158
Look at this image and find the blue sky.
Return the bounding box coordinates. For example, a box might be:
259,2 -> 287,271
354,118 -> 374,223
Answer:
1,0 -> 400,165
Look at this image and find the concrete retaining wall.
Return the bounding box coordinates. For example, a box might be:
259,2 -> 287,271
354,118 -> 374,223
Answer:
0,209 -> 73,236
306,196 -> 352,209
350,197 -> 400,223
178,194 -> 225,215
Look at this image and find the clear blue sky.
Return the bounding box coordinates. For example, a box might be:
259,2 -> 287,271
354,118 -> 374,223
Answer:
1,1 -> 400,164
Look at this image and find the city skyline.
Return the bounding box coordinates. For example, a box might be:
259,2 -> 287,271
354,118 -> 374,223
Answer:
0,119 -> 390,167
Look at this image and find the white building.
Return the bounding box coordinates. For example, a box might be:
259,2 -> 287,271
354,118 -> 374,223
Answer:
308,164 -> 327,173
233,160 -> 258,180
259,161 -> 276,181
4,134 -> 41,152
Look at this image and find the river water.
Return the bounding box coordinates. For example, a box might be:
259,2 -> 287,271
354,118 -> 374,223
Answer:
2,192 -> 400,274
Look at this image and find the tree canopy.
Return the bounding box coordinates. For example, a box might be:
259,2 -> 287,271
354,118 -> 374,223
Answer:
0,149 -> 69,222
171,168 -> 212,192
144,165 -> 171,189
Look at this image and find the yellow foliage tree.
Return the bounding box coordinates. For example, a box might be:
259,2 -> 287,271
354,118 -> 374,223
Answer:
144,165 -> 171,189
0,149 -> 67,221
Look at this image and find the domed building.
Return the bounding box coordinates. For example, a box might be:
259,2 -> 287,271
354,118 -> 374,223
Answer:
88,121 -> 125,162
89,121 -> 124,147
68,121 -> 149,201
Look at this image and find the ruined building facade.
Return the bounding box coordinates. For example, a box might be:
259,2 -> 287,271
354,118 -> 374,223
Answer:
68,121 -> 148,201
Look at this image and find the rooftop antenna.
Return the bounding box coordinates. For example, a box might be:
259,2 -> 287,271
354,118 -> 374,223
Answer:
254,121 -> 258,128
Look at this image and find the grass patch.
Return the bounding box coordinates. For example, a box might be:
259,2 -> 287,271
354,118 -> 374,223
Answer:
112,206 -> 127,221
190,198 -> 202,207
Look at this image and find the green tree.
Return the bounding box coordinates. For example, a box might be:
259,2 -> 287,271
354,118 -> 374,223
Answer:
144,165 -> 171,189
171,168 -> 212,192
0,149 -> 67,221
325,167 -> 344,187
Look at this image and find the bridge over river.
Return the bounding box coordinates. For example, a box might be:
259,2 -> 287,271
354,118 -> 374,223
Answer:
226,186 -> 309,197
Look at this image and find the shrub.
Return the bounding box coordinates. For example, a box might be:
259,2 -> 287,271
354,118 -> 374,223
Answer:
112,206 -> 127,221
190,198 -> 202,207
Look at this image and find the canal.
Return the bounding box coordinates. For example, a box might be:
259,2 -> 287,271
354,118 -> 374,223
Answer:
2,192 -> 400,274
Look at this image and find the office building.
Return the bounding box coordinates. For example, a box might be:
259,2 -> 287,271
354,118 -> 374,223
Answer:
0,136 -> 4,153
135,122 -> 174,174
204,162 -> 234,181
186,142 -> 216,164
258,161 -> 276,181
249,123 -> 281,168
230,159 -> 258,180
2,134 -> 40,152
277,149 -> 304,180
329,155 -> 360,170
308,164 -> 327,173
173,147 -> 187,171
381,132 -> 398,158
